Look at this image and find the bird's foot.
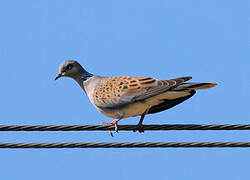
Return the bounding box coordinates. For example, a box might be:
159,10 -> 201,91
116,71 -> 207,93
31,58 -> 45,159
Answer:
102,119 -> 120,133
133,123 -> 144,133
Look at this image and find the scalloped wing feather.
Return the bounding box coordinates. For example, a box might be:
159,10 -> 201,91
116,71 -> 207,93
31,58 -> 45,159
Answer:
93,76 -> 192,108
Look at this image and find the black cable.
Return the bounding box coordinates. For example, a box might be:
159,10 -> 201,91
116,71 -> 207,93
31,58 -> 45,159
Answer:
0,142 -> 250,148
0,124 -> 250,131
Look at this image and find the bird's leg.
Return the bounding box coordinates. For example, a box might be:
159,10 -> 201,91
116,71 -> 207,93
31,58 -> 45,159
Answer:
134,109 -> 149,133
102,118 -> 122,133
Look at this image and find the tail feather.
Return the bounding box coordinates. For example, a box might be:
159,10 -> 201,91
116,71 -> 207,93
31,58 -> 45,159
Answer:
175,82 -> 217,90
187,83 -> 217,90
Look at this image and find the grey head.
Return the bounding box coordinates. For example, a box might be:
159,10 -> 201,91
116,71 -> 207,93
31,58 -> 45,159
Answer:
55,60 -> 93,81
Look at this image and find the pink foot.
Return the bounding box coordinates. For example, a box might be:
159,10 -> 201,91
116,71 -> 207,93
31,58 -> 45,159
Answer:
102,119 -> 121,132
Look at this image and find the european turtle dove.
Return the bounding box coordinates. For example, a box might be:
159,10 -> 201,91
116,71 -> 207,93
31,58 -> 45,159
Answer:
55,60 -> 217,132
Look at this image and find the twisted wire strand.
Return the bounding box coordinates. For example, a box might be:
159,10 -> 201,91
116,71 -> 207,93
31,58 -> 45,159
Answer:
1,142 -> 250,148
0,124 -> 250,131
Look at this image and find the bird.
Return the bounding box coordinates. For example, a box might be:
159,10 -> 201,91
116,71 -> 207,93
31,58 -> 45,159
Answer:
55,60 -> 217,133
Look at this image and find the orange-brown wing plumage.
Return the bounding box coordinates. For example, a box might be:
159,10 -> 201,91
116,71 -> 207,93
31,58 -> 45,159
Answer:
93,76 -> 192,108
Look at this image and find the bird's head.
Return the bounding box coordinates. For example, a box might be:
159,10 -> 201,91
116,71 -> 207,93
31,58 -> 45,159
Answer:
55,60 -> 92,80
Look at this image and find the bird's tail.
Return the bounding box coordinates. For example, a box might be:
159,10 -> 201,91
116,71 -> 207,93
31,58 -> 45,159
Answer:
175,82 -> 217,90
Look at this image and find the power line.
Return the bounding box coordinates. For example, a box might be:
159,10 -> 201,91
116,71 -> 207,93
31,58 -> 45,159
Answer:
1,124 -> 250,148
0,142 -> 250,148
0,124 -> 250,131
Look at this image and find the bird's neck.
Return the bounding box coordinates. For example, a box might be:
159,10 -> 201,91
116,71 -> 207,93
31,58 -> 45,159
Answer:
74,72 -> 94,91
80,72 -> 93,81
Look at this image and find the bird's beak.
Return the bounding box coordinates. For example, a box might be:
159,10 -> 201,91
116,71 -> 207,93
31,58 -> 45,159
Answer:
54,73 -> 62,80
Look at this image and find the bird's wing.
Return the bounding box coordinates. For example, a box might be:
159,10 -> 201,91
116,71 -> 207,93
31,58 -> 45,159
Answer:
92,76 -> 192,108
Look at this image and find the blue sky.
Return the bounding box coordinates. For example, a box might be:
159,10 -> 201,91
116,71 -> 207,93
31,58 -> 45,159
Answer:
0,0 -> 249,179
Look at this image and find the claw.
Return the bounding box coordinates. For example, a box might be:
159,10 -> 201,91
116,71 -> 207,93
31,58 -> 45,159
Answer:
137,124 -> 144,133
102,118 -> 122,135
133,124 -> 144,133
109,130 -> 114,137
114,123 -> 119,133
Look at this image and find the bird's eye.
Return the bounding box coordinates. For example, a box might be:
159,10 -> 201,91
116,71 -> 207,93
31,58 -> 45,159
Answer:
67,64 -> 73,70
